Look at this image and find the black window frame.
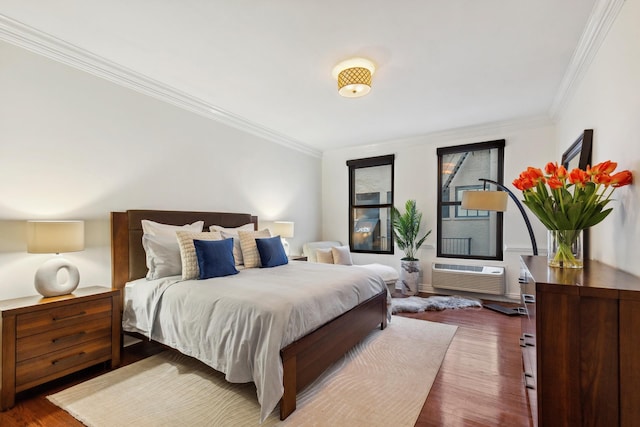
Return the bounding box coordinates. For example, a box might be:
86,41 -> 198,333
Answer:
347,154 -> 395,255
436,140 -> 505,261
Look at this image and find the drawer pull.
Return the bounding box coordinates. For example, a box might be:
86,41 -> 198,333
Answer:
52,331 -> 86,344
523,294 -> 535,304
51,351 -> 86,365
53,311 -> 87,321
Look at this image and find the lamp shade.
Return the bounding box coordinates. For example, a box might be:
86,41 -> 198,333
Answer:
271,221 -> 294,238
27,220 -> 85,254
332,58 -> 376,98
461,191 -> 508,212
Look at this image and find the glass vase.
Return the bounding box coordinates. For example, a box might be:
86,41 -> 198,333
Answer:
547,229 -> 583,269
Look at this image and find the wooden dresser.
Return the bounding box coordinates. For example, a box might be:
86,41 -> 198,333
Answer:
0,286 -> 121,410
520,256 -> 640,427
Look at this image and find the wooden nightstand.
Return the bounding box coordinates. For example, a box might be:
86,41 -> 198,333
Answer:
0,286 -> 121,410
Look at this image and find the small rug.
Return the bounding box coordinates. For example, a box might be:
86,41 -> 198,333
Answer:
48,316 -> 457,427
392,295 -> 482,314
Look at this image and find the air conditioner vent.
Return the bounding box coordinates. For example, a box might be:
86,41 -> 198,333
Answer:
432,263 -> 505,295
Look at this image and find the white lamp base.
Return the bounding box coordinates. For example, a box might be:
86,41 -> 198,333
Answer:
34,256 -> 80,297
281,238 -> 290,256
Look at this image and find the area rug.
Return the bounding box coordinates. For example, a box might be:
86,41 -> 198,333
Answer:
391,295 -> 482,314
48,316 -> 456,427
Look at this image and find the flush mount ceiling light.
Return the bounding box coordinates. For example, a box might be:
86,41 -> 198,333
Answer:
331,58 -> 376,98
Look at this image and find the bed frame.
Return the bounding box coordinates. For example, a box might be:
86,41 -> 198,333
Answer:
110,209 -> 387,420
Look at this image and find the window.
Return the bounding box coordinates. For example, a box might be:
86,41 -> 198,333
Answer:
437,140 -> 505,260
347,155 -> 394,254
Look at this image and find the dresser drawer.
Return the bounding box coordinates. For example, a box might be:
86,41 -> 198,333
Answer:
15,338 -> 112,391
16,297 -> 112,338
16,315 -> 111,362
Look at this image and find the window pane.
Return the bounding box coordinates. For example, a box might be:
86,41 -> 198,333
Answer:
352,207 -> 391,252
353,165 -> 392,205
437,141 -> 504,260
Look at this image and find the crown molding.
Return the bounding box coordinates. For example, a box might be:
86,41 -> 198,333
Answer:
0,14 -> 321,158
326,114 -> 554,156
549,0 -> 626,118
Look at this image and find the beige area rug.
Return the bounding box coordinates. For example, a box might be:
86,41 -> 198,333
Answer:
48,316 -> 456,427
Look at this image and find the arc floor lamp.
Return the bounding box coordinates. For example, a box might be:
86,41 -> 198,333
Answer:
462,178 -> 538,315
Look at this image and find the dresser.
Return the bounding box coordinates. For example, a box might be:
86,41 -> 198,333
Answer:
520,256 -> 640,427
0,286 -> 121,410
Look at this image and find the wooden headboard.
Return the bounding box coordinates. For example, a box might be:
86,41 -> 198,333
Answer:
110,209 -> 258,292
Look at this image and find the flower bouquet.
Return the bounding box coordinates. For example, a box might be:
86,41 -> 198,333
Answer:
513,161 -> 632,268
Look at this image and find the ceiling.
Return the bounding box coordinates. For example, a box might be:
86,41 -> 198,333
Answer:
0,1 -> 599,153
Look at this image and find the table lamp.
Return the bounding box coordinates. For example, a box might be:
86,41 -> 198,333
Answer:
27,220 -> 85,297
271,221 -> 294,256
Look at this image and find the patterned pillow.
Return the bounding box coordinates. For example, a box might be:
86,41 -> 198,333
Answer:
176,231 -> 222,280
238,229 -> 271,268
316,248 -> 335,264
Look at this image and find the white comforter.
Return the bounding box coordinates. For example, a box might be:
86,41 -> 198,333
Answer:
122,261 -> 389,422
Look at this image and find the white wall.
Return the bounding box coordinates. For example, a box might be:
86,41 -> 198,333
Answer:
555,0 -> 640,276
0,41 -> 321,300
322,119 -> 556,300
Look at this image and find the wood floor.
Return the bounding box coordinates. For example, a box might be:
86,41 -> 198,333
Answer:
0,299 -> 532,427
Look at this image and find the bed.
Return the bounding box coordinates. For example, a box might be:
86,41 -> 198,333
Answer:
110,209 -> 388,421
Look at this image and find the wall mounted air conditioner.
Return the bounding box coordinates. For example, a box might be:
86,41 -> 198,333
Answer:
432,263 -> 505,295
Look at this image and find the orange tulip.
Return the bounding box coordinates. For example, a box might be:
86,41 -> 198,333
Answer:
610,170 -> 633,187
515,160 -> 632,232
568,168 -> 589,186
545,162 -> 558,175
590,160 -> 617,175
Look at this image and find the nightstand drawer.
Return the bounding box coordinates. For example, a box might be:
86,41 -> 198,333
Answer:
16,316 -> 111,362
16,338 -> 112,391
16,297 -> 112,338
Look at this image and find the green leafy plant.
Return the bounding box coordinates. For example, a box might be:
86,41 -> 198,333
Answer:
391,199 -> 431,261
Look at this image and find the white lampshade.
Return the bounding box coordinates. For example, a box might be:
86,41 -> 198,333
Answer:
26,220 -> 84,297
461,191 -> 508,212
27,220 -> 85,254
272,221 -> 294,238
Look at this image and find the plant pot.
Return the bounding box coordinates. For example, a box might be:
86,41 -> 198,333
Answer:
548,229 -> 583,269
399,260 -> 420,295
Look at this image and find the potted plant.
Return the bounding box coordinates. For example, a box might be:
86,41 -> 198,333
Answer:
391,199 -> 431,295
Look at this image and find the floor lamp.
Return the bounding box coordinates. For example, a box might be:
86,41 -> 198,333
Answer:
461,178 -> 538,316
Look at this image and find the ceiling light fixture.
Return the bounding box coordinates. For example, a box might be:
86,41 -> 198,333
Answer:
332,58 -> 376,98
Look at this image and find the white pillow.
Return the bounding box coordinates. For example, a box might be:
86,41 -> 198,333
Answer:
331,245 -> 353,266
142,234 -> 182,279
316,248 -> 334,264
175,231 -> 222,280
238,229 -> 271,268
142,219 -> 204,237
210,224 -> 254,265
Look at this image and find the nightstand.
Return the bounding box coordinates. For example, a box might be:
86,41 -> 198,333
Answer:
0,286 -> 121,410
288,255 -> 308,261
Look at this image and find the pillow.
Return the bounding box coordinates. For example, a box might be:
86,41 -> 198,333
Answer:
316,248 -> 334,264
210,224 -> 254,265
331,245 -> 353,265
238,229 -> 271,268
176,231 -> 222,280
255,236 -> 289,268
193,238 -> 239,279
142,234 -> 182,279
142,219 -> 204,237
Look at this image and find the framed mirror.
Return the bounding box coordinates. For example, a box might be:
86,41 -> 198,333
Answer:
562,129 -> 593,170
561,129 -> 593,259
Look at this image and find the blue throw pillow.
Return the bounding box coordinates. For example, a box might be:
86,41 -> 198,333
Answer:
193,238 -> 239,279
255,236 -> 289,268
